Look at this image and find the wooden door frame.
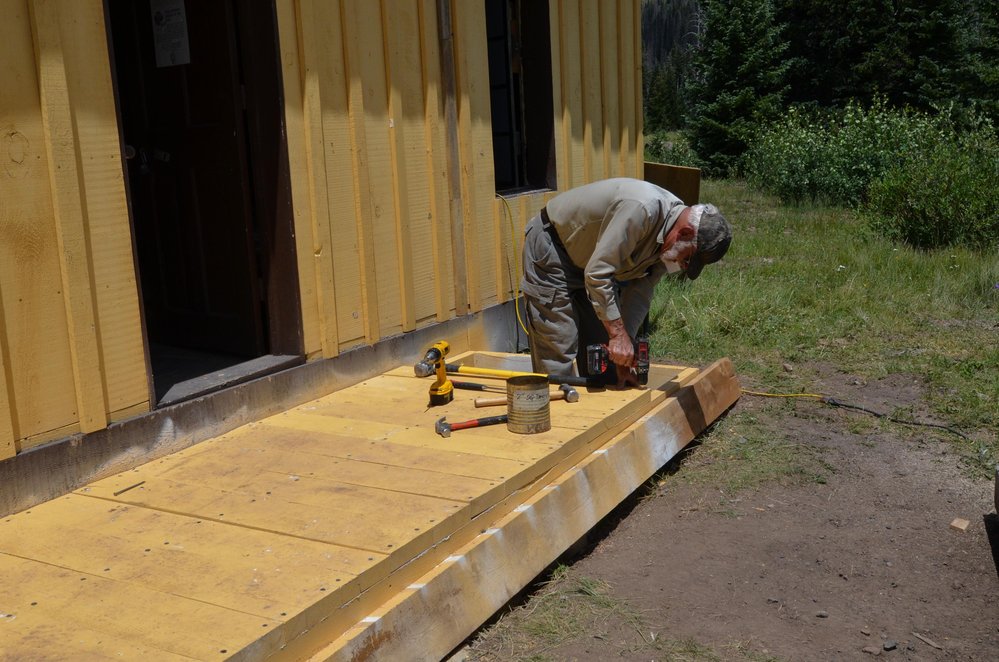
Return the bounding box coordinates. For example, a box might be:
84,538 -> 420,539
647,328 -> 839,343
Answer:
102,0 -> 303,407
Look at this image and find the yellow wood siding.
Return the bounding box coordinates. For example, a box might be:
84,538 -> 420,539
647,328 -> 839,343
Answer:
0,0 -> 642,454
0,0 -> 147,454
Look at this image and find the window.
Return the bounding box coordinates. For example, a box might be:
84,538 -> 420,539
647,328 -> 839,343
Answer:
485,0 -> 556,193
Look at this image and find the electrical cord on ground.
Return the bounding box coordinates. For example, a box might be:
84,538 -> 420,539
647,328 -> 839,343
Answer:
740,389 -> 971,440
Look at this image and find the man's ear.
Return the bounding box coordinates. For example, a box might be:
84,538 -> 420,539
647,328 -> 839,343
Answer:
677,224 -> 697,241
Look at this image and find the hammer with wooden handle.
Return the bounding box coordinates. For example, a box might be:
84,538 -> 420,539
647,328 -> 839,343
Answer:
474,383 -> 580,408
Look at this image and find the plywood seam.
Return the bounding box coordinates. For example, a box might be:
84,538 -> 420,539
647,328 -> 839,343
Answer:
76,492 -> 393,555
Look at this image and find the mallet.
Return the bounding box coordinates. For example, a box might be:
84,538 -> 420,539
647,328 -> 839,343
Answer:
473,383 -> 580,408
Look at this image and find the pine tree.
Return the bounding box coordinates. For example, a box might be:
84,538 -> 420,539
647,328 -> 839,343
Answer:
686,0 -> 791,175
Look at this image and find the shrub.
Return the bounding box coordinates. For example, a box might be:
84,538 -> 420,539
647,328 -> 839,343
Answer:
745,100 -> 999,249
865,118 -> 999,249
744,99 -> 943,206
644,130 -> 705,169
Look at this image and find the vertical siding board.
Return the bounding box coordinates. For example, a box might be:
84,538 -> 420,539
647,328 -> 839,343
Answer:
384,0 -> 431,330
340,0 -> 382,343
548,0 -> 567,191
0,282 -> 13,456
599,0 -> 620,178
276,0 -> 322,357
350,0 -> 402,339
29,0 -> 108,433
633,0 -> 643,178
296,0 -> 339,356
618,0 -> 636,178
580,0 -> 604,182
451,0 -> 495,312
311,0 -> 364,347
559,1 -> 584,189
0,1 -> 76,446
61,0 -> 148,418
418,0 -> 456,322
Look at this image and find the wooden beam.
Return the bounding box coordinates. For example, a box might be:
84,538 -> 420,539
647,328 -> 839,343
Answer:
28,0 -> 107,433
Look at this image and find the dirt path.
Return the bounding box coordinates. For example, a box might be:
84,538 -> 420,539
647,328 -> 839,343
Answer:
462,372 -> 999,661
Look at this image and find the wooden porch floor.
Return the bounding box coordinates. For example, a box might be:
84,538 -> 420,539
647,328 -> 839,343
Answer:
0,352 -> 739,661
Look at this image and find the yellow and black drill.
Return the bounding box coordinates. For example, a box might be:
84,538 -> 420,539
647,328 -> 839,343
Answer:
414,340 -> 454,406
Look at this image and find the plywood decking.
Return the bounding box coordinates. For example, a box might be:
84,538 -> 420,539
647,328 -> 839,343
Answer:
0,353 -> 739,661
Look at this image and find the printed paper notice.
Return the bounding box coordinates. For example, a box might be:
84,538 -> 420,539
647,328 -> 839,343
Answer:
150,0 -> 190,67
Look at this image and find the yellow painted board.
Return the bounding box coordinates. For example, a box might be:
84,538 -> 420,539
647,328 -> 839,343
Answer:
618,0 -> 637,179
297,0 -> 339,356
230,424 -> 534,485
1,495 -> 374,618
0,607 -> 194,662
275,411 -> 561,463
417,0 -> 456,321
276,0 -> 322,356
30,0 -> 109,434
633,0 -> 643,176
350,1 -> 403,339
559,0 -> 584,189
83,470 -> 468,561
453,0 -> 498,312
104,433 -> 500,510
385,0 -> 436,329
599,0 -> 621,178
340,0 -> 382,344
0,553 -> 281,661
1,1 -> 78,444
308,1 -> 364,346
548,0 -> 567,191
579,0 -> 604,182
58,0 -> 148,417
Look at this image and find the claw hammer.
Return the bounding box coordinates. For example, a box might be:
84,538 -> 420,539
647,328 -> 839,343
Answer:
435,415 -> 508,438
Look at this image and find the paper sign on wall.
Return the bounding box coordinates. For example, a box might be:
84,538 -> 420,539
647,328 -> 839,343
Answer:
150,0 -> 190,67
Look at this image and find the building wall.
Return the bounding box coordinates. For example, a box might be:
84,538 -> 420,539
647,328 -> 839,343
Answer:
0,0 -> 149,457
0,0 -> 643,455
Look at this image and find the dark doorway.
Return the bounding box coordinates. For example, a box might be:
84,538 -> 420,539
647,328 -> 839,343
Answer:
106,0 -> 302,405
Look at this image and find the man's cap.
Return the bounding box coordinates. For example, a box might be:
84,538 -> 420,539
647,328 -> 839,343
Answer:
686,204 -> 732,280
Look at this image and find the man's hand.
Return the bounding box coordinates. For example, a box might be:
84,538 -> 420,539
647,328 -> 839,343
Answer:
613,364 -> 641,389
602,318 -> 634,368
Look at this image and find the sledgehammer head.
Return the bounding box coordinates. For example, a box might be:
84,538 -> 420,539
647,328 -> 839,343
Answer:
435,417 -> 451,438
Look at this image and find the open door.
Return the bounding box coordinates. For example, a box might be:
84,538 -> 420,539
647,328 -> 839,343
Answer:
106,0 -> 302,404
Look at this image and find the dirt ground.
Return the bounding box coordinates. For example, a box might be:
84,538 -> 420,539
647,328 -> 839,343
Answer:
460,368 -> 999,661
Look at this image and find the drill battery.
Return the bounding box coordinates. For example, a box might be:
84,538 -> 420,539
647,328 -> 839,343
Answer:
586,336 -> 649,385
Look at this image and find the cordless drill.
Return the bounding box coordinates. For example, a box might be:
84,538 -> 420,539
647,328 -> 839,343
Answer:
414,340 -> 454,406
586,336 -> 650,386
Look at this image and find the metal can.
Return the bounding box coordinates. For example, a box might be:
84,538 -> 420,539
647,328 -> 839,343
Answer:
506,375 -> 551,434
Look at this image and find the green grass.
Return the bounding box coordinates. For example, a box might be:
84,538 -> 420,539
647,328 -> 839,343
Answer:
649,180 -> 999,475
